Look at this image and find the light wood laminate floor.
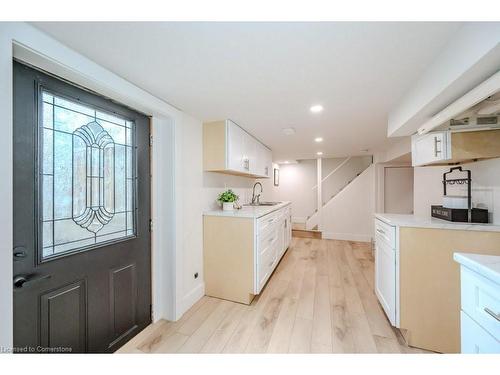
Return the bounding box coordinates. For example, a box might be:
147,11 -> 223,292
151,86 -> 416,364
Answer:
118,238 -> 429,353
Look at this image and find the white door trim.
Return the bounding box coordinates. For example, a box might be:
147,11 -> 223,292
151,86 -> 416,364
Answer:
0,22 -> 179,349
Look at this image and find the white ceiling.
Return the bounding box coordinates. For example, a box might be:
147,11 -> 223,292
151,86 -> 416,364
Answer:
33,22 -> 461,160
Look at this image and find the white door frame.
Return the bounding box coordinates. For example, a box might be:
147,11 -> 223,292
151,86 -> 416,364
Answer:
0,22 -> 180,349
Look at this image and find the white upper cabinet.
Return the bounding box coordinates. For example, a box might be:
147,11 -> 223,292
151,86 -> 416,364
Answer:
255,142 -> 272,178
226,120 -> 247,172
244,132 -> 258,174
411,131 -> 451,166
203,119 -> 272,178
411,129 -> 500,167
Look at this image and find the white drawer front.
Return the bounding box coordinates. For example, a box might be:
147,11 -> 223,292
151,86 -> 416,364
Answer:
258,235 -> 278,291
461,267 -> 500,340
375,219 -> 396,249
375,239 -> 396,326
257,210 -> 281,236
461,311 -> 500,353
258,226 -> 279,254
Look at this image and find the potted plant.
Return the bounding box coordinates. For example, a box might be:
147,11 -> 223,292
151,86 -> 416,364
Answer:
217,189 -> 239,211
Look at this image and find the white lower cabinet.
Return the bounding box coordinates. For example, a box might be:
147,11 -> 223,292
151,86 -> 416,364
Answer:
257,225 -> 280,291
374,218 -> 397,326
203,203 -> 292,305
461,311 -> 500,353
375,236 -> 396,325
255,205 -> 292,294
458,264 -> 500,353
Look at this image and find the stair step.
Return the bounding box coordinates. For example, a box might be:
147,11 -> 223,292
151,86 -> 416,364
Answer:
292,229 -> 322,239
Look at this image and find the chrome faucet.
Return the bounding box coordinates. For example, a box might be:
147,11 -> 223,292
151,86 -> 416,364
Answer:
251,182 -> 263,205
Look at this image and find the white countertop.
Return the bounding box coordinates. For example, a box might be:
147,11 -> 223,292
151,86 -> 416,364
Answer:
374,213 -> 500,232
204,201 -> 291,219
453,253 -> 500,285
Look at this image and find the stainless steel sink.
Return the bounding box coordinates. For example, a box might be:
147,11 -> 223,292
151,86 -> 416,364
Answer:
244,201 -> 281,207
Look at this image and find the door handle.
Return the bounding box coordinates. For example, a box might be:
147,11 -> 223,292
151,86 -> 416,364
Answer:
13,274 -> 51,288
434,136 -> 442,157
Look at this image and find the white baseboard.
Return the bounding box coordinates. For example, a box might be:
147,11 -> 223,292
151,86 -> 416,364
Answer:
177,282 -> 205,320
292,216 -> 307,223
322,231 -> 372,243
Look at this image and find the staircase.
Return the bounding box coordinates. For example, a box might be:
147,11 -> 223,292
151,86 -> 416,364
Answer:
291,222 -> 322,239
305,156 -> 372,231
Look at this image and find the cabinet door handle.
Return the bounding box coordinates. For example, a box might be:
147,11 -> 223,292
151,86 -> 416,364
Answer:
268,237 -> 275,243
376,228 -> 385,235
268,261 -> 274,267
484,307 -> 500,322
434,136 -> 442,157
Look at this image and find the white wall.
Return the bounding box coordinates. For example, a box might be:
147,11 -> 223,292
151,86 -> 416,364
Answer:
321,164 -> 376,242
384,167 -> 414,214
262,159 -> 317,222
203,173 -> 257,210
262,156 -> 374,225
176,115 -> 261,314
174,114 -> 204,316
414,158 -> 500,224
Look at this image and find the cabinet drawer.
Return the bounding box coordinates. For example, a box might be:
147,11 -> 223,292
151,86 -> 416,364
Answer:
375,219 -> 396,249
258,235 -> 278,291
257,210 -> 281,235
258,226 -> 280,255
461,267 -> 500,340
461,311 -> 500,353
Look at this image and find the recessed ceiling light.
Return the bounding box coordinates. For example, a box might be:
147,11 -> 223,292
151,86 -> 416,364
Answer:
316,151 -> 323,156
310,105 -> 323,113
284,160 -> 290,164
282,127 -> 296,136
314,137 -> 323,143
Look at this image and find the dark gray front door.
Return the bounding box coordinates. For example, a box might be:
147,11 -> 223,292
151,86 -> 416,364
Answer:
13,61 -> 152,353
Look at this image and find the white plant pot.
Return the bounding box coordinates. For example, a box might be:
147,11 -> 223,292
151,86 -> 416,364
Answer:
222,202 -> 234,211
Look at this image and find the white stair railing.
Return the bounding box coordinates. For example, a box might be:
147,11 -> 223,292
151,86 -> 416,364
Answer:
305,156 -> 372,230
311,157 -> 351,190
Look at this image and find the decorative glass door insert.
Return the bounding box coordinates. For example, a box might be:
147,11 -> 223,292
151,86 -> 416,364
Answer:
40,90 -> 136,260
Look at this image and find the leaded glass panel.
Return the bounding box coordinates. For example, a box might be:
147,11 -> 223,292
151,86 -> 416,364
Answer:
40,90 -> 136,259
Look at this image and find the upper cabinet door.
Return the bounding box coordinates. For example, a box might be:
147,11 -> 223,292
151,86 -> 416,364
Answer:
226,120 -> 246,172
203,119 -> 273,178
411,131 -> 450,166
264,148 -> 273,177
254,142 -> 273,178
244,134 -> 258,175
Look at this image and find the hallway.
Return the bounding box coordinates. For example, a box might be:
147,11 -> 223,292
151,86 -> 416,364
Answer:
118,238 -> 428,353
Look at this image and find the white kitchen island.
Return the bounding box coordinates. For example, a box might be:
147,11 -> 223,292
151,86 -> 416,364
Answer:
454,253 -> 500,353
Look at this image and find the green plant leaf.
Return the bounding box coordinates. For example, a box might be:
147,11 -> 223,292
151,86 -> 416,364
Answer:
217,189 -> 239,203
